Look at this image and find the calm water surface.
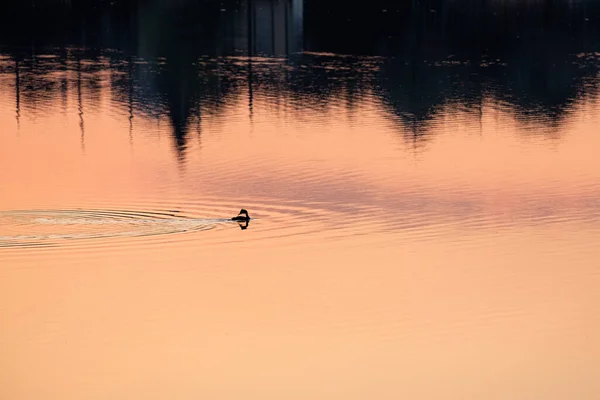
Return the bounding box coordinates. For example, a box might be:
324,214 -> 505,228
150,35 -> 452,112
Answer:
1,1 -> 600,399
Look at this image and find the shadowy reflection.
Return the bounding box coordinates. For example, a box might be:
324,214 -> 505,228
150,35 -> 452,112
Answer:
236,220 -> 250,230
303,0 -> 600,142
127,55 -> 134,143
1,0 -> 600,154
76,58 -> 85,152
14,58 -> 20,128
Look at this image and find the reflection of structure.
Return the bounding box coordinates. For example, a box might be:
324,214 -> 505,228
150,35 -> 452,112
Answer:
229,0 -> 303,56
14,59 -> 20,128
2,0 -> 304,159
76,58 -> 85,152
128,56 -> 134,143
3,0 -> 600,158
130,0 -> 303,160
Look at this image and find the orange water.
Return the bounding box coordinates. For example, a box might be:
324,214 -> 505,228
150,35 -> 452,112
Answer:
1,50 -> 599,399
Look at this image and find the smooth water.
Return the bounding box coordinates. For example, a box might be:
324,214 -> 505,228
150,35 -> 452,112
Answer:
1,1 -> 600,399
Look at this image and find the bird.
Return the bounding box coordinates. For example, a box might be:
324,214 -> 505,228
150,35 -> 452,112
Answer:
231,209 -> 250,222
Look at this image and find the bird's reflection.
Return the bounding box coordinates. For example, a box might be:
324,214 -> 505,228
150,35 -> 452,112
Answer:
236,220 -> 250,230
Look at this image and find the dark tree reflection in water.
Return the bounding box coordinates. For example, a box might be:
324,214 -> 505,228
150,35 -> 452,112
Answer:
1,0 -> 599,156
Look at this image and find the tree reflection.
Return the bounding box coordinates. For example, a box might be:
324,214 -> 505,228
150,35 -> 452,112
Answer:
2,0 -> 600,156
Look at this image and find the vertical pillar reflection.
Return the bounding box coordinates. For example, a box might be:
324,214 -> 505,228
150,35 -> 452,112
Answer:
77,57 -> 85,153
15,59 -> 20,130
128,56 -> 134,144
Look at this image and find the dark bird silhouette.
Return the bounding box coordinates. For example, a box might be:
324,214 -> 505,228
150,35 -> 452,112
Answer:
231,209 -> 250,222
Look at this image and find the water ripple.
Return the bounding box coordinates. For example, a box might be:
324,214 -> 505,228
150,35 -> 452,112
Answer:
0,209 -> 237,248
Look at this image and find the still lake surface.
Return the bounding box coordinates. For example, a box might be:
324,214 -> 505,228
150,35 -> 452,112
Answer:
1,1 -> 600,398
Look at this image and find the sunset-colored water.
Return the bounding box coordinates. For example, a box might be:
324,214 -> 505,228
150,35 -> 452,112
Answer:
2,1 -> 600,398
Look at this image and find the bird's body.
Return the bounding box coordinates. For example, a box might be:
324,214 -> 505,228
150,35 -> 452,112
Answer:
231,209 -> 250,222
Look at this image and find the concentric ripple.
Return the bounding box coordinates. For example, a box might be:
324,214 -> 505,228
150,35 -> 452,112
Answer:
0,209 -> 235,248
